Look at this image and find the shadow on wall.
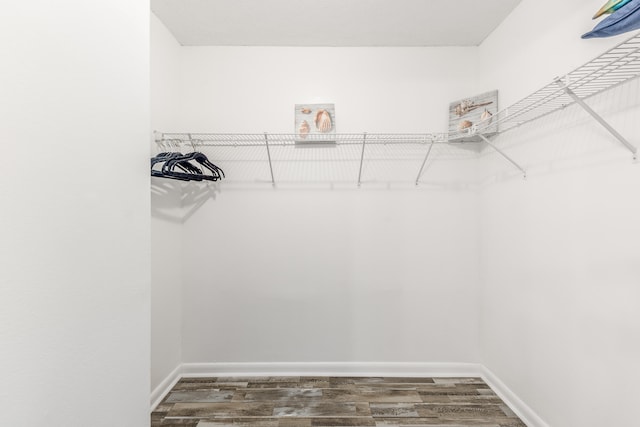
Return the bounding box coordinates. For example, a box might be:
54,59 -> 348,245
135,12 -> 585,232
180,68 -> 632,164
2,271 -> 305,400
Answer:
151,173 -> 478,223
477,78 -> 639,186
151,178 -> 221,223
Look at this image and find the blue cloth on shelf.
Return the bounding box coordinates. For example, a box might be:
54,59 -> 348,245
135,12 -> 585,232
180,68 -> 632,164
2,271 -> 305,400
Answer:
593,0 -> 633,19
583,0 -> 640,38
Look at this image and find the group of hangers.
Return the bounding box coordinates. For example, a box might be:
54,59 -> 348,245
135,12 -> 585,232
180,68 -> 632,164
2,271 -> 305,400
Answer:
151,149 -> 224,182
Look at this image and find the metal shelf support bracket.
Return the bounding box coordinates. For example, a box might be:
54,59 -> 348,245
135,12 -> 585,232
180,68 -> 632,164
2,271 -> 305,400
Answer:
357,133 -> 367,187
264,133 -> 276,186
478,134 -> 527,179
415,137 -> 435,185
556,79 -> 637,160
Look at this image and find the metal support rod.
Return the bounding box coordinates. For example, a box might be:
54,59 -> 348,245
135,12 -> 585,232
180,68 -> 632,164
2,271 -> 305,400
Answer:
478,134 -> 527,178
415,138 -> 435,185
357,133 -> 367,187
188,133 -> 196,152
153,131 -> 164,152
264,133 -> 275,186
556,80 -> 637,159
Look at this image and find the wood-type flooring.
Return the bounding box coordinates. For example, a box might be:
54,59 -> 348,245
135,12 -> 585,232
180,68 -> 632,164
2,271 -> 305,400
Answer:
152,376 -> 526,427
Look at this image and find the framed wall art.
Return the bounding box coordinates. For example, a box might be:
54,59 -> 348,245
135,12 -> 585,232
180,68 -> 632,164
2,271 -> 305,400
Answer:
295,103 -> 336,142
448,90 -> 498,142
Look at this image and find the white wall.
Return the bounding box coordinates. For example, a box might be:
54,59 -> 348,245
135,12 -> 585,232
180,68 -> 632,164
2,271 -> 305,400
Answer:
183,189 -> 480,363
177,46 -> 478,133
478,0 -> 624,107
175,47 -> 483,364
0,2 -> 150,426
150,13 -> 184,393
478,1 -> 640,425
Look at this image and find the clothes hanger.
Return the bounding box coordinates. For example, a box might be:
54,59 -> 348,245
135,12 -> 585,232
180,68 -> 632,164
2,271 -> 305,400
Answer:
151,152 -> 200,180
162,151 -> 224,181
151,136 -> 224,181
151,137 -> 209,180
179,152 -> 225,180
160,155 -> 205,181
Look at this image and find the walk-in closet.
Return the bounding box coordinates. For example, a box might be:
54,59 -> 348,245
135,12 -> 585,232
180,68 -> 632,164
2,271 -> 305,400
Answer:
2,1 -> 639,426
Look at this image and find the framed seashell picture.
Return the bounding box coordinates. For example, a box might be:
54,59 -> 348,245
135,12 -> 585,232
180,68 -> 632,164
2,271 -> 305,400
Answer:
295,103 -> 336,142
448,90 -> 498,142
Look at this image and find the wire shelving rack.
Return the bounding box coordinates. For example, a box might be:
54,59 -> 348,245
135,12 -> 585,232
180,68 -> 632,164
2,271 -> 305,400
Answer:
156,32 -> 640,185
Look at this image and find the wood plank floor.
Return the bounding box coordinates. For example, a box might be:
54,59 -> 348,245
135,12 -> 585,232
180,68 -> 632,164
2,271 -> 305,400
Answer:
151,376 -> 527,427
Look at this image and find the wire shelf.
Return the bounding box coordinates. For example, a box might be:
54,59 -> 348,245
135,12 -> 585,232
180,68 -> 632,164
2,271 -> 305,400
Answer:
155,32 -> 640,184
472,31 -> 640,137
158,133 -> 449,148
155,133 -> 473,185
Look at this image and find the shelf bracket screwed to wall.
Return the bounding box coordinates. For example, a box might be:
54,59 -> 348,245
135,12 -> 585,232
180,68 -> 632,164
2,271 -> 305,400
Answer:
478,134 -> 527,179
357,133 -> 367,187
264,133 -> 276,186
415,137 -> 435,185
555,79 -> 638,160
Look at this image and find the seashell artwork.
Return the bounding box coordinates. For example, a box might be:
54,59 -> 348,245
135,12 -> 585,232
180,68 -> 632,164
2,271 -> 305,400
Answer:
449,90 -> 498,142
314,109 -> 332,133
458,120 -> 473,131
480,109 -> 493,124
294,103 -> 336,141
454,99 -> 494,117
454,100 -> 472,117
298,120 -> 310,139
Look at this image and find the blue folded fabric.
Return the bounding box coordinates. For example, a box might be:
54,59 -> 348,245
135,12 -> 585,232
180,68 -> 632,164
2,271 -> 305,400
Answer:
593,0 -> 633,19
582,0 -> 640,38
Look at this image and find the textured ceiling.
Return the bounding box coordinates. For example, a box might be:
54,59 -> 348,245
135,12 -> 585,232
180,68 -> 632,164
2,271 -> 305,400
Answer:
151,0 -> 523,46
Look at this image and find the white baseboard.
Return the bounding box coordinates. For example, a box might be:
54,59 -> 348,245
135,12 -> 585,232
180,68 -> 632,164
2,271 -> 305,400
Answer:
180,362 -> 483,378
481,366 -> 550,427
150,364 -> 182,411
152,361 -> 548,427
